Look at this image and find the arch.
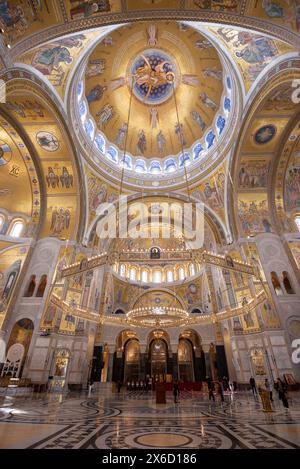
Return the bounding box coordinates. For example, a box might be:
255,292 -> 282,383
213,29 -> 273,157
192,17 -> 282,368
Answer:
114,308 -> 125,315
9,220 -> 25,238
230,67 -> 300,241
191,308 -> 203,315
147,329 -> 171,355
178,339 -> 194,382
85,192 -> 229,247
116,330 -> 139,352
2,318 -> 34,378
124,339 -> 140,383
1,71 -> 85,242
179,329 -> 202,350
149,338 -> 167,381
132,288 -> 186,311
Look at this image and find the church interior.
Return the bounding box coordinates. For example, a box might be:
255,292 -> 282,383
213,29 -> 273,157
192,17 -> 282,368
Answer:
0,0 -> 300,451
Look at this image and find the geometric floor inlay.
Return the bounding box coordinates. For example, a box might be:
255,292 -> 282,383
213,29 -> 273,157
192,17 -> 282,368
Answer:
0,387 -> 299,449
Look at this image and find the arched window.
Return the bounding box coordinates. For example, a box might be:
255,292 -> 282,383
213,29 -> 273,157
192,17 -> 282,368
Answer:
179,268 -> 185,281
153,270 -> 161,283
271,271 -> 283,295
129,268 -> 137,281
189,264 -> 196,276
36,275 -> 47,297
10,220 -> 24,238
282,271 -> 295,294
24,275 -> 36,297
295,216 -> 300,232
141,270 -> 148,283
119,264 -> 126,277
0,214 -> 4,232
191,308 -> 202,314
167,270 -> 174,282
135,159 -> 147,173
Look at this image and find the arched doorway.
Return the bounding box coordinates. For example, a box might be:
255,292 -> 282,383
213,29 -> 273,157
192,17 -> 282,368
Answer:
150,339 -> 167,381
124,339 -> 140,382
1,318 -> 34,378
178,339 -> 194,382
178,329 -> 205,381
113,330 -> 139,383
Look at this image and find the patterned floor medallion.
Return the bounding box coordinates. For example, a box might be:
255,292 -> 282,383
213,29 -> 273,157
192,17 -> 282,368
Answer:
0,389 -> 299,449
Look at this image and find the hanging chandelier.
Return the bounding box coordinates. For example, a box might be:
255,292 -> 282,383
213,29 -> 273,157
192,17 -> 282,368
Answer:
126,306 -> 190,328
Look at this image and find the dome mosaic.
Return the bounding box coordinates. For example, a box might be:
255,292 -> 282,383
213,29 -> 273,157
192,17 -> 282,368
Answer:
73,21 -> 239,188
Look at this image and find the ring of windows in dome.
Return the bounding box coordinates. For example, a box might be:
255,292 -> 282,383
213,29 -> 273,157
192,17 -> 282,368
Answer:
107,145 -> 118,163
116,262 -> 198,284
84,119 -> 95,140
79,100 -> 87,122
164,158 -> 176,172
179,152 -> 191,168
135,159 -> 147,173
149,160 -> 162,174
95,134 -> 105,153
77,81 -> 84,101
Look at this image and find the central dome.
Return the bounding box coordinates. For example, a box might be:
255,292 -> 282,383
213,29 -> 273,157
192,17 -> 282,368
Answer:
73,21 -> 240,188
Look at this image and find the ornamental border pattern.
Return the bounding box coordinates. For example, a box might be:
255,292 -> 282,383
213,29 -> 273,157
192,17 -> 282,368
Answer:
9,9 -> 300,60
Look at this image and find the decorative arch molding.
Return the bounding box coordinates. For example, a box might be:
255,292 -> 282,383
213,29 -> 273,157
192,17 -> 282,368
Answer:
84,191 -> 230,248
244,53 -> 300,112
8,9 -> 300,60
146,329 -> 171,356
131,287 -> 186,312
229,67 -> 300,240
0,68 -> 86,242
0,108 -> 43,239
272,112 -> 300,231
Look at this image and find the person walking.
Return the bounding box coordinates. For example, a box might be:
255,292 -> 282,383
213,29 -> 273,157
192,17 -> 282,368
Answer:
265,378 -> 273,402
250,376 -> 258,396
173,380 -> 180,404
117,380 -> 122,394
207,376 -> 215,402
277,377 -> 289,410
218,380 -> 225,403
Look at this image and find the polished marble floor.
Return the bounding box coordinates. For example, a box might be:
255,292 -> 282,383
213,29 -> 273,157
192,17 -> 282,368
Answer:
0,386 -> 300,449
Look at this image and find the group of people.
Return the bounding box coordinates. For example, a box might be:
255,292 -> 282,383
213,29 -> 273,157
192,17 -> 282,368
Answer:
124,378 -> 153,392
249,376 -> 290,409
117,374 -> 292,410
